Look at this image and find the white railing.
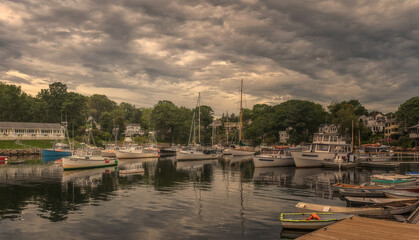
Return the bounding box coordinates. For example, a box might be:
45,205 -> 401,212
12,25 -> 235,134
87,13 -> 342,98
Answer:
0,135 -> 65,140
410,133 -> 419,138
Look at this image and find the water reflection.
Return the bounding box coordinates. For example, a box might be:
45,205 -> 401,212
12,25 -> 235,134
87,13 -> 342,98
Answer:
1,156 -> 414,239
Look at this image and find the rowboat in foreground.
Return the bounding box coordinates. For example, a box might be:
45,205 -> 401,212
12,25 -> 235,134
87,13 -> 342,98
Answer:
333,183 -> 392,192
280,212 -> 352,230
338,188 -> 386,198
384,190 -> 419,199
295,201 -> 419,218
62,155 -> 118,171
405,172 -> 419,177
343,197 -> 417,206
333,183 -> 419,193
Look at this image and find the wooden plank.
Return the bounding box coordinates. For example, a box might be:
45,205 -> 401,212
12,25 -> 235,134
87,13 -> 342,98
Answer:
296,216 -> 419,240
393,214 -> 407,222
408,206 -> 419,223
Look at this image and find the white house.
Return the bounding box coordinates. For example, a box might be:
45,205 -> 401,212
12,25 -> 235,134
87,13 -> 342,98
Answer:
314,124 -> 346,144
125,123 -> 144,136
360,113 -> 387,133
0,122 -> 67,140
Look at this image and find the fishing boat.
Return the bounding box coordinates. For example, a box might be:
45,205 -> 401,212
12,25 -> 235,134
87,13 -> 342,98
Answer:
116,145 -> 158,159
62,155 -> 118,171
280,212 -> 352,230
42,142 -> 72,160
338,188 -> 386,198
295,201 -> 419,217
253,147 -> 294,167
384,190 -> 419,199
63,117 -> 118,171
101,127 -> 120,157
343,196 -> 417,206
101,144 -> 119,157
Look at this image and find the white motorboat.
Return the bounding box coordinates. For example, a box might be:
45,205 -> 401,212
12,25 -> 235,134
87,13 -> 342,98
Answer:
116,145 -> 158,159
292,126 -> 352,168
253,148 -> 294,167
228,147 -> 256,156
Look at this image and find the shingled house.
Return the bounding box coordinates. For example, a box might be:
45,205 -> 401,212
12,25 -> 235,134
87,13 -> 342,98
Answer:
0,122 -> 67,140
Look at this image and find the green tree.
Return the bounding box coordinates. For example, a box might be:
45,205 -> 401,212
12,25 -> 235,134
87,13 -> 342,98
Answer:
0,82 -> 35,121
396,96 -> 419,129
87,94 -> 117,122
273,100 -> 327,144
36,82 -> 69,122
62,92 -> 88,137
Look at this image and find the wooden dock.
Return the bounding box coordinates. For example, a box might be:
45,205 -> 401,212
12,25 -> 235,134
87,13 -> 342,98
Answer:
296,216 -> 419,239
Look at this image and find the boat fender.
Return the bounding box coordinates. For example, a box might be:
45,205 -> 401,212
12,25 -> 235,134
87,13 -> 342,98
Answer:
106,159 -> 110,163
305,213 -> 321,220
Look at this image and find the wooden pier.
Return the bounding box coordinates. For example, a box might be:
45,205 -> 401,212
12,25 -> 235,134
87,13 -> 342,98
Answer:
297,216 -> 419,239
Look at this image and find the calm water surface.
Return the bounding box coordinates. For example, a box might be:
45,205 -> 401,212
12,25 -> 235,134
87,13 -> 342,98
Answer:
0,156 -> 416,239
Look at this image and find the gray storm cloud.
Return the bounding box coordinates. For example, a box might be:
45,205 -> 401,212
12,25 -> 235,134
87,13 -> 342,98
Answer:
0,0 -> 418,114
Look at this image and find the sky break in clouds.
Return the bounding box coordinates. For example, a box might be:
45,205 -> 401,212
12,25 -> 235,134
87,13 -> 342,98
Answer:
1,0 -> 418,115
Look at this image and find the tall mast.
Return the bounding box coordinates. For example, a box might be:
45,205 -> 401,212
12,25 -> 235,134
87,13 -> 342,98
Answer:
239,79 -> 243,142
226,111 -> 229,146
198,92 -> 201,144
351,119 -> 354,151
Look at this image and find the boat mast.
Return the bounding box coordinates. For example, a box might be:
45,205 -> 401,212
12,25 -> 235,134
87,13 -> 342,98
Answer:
226,111 -> 229,146
239,79 -> 243,142
351,119 -> 354,151
198,92 -> 201,144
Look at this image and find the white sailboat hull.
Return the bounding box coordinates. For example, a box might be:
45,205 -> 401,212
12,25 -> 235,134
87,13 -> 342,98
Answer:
229,149 -> 255,156
62,156 -> 118,170
253,155 -> 295,167
291,151 -> 335,168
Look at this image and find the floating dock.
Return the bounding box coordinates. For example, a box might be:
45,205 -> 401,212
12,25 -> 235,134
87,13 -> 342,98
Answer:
297,216 -> 419,239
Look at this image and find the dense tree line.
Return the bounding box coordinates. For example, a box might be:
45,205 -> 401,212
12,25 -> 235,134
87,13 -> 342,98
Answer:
1,82 -> 418,146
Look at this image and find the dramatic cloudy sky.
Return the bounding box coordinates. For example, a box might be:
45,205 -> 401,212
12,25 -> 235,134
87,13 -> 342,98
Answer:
1,0 -> 418,115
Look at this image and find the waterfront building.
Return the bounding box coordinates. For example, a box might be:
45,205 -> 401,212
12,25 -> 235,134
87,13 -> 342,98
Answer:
0,122 -> 67,140
409,123 -> 419,146
279,127 -> 293,144
384,119 -> 401,140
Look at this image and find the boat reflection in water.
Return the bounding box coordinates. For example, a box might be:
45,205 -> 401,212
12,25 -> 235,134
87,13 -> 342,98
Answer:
253,167 -> 295,187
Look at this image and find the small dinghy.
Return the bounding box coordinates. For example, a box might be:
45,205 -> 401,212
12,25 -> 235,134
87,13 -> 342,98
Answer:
280,212 -> 352,230
384,190 -> 419,199
338,188 -> 386,198
295,201 -> 419,218
405,172 -> 419,177
344,197 -> 417,206
333,183 -> 392,192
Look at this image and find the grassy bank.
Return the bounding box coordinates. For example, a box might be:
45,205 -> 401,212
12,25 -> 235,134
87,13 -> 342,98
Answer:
0,140 -> 54,149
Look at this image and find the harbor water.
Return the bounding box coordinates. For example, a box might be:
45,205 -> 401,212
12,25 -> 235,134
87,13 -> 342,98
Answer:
0,156 -> 418,239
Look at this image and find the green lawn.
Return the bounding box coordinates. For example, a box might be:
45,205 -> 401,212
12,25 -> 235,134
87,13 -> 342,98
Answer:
0,140 -> 54,149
